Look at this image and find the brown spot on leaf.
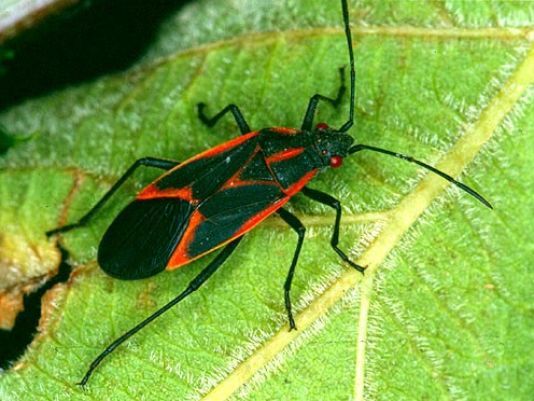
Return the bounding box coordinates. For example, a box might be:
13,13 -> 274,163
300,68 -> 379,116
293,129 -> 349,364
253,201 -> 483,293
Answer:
137,282 -> 157,310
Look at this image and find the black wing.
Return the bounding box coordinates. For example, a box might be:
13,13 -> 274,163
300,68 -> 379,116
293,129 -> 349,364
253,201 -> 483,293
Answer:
97,198 -> 193,280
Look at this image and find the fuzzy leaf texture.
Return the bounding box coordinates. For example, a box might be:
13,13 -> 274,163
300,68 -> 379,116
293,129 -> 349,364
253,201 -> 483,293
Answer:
0,0 -> 533,400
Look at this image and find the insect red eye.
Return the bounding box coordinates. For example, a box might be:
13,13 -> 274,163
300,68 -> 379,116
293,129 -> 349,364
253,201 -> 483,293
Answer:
316,122 -> 329,131
329,155 -> 343,168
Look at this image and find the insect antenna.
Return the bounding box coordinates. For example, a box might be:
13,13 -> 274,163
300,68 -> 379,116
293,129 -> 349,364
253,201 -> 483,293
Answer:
339,0 -> 355,133
349,144 -> 492,209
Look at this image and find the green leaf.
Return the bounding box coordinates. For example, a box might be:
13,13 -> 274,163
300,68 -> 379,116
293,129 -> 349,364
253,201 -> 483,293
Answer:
0,0 -> 532,400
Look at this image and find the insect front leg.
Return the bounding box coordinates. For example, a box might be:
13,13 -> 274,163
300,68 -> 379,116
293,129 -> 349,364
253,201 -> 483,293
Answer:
197,103 -> 251,135
277,208 -> 306,331
301,187 -> 365,273
301,67 -> 346,131
46,157 -> 179,236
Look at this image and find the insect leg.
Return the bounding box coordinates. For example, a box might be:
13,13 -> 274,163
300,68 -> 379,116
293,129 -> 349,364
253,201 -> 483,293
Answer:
78,236 -> 242,387
301,187 -> 365,273
197,102 -> 251,135
277,208 -> 306,331
46,157 -> 179,237
301,67 -> 346,131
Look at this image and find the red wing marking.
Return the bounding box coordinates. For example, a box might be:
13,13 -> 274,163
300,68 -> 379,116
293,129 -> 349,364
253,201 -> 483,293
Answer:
186,131 -> 259,163
266,147 -> 305,164
218,143 -> 280,191
284,169 -> 318,196
218,168 -> 318,244
269,127 -> 300,135
165,170 -> 318,271
167,195 -> 294,271
137,131 -> 259,201
166,210 -> 205,269
226,170 -> 318,239
204,170 -> 317,246
137,184 -> 194,202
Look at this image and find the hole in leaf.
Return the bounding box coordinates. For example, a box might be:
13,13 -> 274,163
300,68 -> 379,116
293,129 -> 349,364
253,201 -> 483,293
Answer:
0,247 -> 72,370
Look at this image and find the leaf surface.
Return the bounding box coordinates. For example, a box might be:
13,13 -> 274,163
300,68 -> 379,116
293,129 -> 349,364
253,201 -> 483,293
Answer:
0,1 -> 532,400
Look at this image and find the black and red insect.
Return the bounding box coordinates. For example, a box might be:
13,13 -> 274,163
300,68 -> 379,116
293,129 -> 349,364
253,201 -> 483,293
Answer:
47,0 -> 491,386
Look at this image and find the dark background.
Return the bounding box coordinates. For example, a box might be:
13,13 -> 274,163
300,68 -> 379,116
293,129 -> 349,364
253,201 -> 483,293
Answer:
0,0 -> 194,111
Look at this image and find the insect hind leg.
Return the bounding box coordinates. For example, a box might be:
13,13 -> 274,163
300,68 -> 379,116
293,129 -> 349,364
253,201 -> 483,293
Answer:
77,236 -> 242,386
197,103 -> 251,135
301,67 -> 346,131
46,157 -> 179,237
277,208 -> 306,331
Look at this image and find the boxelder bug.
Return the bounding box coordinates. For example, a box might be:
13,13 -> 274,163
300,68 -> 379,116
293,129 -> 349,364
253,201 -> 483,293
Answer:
46,0 -> 492,386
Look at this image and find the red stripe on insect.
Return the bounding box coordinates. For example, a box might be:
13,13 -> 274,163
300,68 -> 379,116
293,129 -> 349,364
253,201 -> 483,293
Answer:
269,127 -> 300,135
166,210 -> 206,269
284,169 -> 318,196
219,145 -> 262,190
266,147 -> 306,164
137,184 -> 194,202
226,172 -> 319,239
187,131 -> 259,162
